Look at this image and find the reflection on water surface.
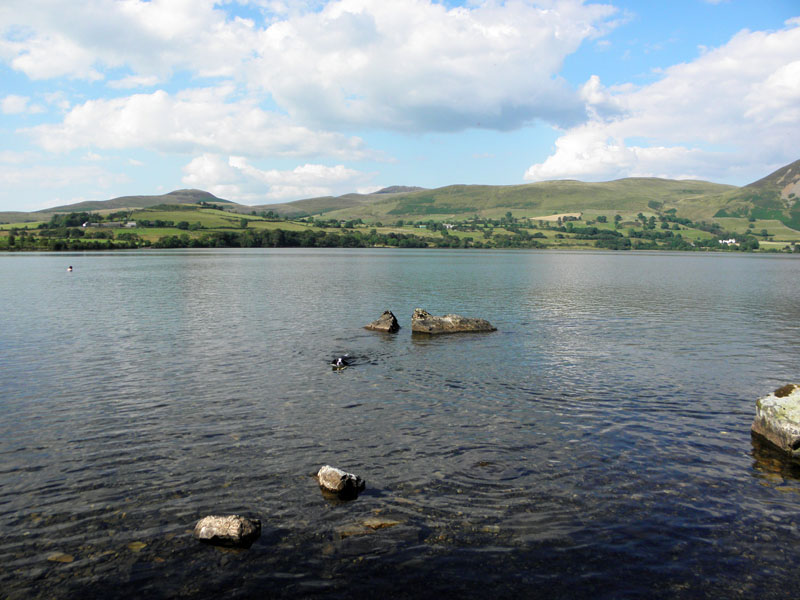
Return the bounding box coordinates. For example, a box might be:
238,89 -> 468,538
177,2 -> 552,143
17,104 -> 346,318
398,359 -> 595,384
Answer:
1,249 -> 800,598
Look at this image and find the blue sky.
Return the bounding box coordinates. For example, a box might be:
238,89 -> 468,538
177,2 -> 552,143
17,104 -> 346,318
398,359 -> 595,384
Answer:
1,0 -> 798,211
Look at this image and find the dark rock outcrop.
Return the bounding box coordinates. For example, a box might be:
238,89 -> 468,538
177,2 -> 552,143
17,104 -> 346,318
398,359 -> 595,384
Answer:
410,308 -> 496,334
193,515 -> 261,548
752,384 -> 800,455
364,310 -> 400,333
317,465 -> 365,500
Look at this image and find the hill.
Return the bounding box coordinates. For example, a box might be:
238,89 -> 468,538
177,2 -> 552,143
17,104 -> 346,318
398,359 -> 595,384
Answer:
262,178 -> 734,222
2,159 -> 798,230
373,186 -> 427,194
40,189 -> 236,214
692,159 -> 800,229
242,186 -> 428,218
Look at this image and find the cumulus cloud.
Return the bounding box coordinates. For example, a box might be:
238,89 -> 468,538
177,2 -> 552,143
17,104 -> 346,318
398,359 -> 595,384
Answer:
182,154 -> 373,203
251,0 -> 617,131
0,163 -> 120,187
25,87 -> 372,160
525,20 -> 800,183
108,74 -> 161,89
1,94 -> 44,115
2,0 -> 619,132
0,0 -> 257,81
2,94 -> 31,114
0,150 -> 40,164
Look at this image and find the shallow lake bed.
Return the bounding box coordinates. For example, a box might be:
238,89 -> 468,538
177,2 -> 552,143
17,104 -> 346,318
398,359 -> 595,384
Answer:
2,248 -> 800,599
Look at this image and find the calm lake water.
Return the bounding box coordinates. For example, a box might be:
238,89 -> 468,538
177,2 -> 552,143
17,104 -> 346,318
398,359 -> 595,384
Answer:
2,248 -> 800,599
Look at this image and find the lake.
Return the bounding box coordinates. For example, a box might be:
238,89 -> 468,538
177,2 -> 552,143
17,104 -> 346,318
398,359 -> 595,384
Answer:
2,248 -> 800,599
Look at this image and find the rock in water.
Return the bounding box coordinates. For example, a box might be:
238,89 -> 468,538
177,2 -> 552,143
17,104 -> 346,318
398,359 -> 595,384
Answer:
317,465 -> 365,499
364,310 -> 400,333
752,384 -> 800,455
410,308 -> 496,335
193,515 -> 261,548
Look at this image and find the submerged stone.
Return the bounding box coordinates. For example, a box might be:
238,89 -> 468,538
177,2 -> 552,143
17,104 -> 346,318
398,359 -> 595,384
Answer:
46,552 -> 74,563
365,310 -> 400,333
317,465 -> 365,500
193,515 -> 261,548
411,308 -> 496,335
751,384 -> 800,455
363,517 -> 400,530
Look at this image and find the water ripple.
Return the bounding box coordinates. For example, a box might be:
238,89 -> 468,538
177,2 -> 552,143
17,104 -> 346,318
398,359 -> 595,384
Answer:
1,250 -> 800,598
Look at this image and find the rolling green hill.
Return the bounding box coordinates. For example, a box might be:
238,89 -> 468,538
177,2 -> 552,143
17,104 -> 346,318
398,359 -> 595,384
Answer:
694,159 -> 800,230
306,178 -> 735,222
2,160 -> 798,231
228,178 -> 735,221
41,189 -> 235,214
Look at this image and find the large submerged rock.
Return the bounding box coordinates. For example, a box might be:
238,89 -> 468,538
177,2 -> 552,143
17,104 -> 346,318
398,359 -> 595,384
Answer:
751,384 -> 800,455
364,310 -> 400,333
193,515 -> 261,548
411,308 -> 496,335
317,465 -> 365,500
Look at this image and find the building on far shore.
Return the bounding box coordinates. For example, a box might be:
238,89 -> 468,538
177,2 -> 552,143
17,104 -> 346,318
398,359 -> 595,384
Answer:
82,221 -> 137,228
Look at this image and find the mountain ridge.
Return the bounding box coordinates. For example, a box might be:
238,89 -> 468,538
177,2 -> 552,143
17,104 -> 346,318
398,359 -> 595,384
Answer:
2,160 -> 798,230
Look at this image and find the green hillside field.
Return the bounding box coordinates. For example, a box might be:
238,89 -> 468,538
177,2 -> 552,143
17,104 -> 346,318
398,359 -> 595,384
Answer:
1,203 -> 797,252
2,159 -> 799,251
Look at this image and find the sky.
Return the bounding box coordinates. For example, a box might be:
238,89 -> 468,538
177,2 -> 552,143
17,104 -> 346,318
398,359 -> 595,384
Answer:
1,0 -> 799,212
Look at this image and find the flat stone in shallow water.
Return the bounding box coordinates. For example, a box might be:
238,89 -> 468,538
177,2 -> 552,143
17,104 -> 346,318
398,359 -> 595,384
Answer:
46,552 -> 74,563
363,517 -> 400,530
752,384 -> 800,455
410,308 -> 496,335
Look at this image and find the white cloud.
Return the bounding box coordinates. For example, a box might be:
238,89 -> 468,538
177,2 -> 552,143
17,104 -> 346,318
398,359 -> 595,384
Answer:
1,94 -> 44,114
25,87 -> 373,160
181,153 -> 373,203
43,91 -> 71,112
0,150 -> 40,164
0,0 -> 258,81
0,163 -> 120,187
2,31 -> 103,81
108,74 -> 161,89
525,21 -> 800,183
251,0 -> 618,131
2,0 -> 619,132
2,94 -> 30,114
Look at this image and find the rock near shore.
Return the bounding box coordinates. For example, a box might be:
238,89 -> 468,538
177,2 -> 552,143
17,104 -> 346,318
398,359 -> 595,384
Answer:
193,515 -> 261,548
411,308 -> 496,335
364,310 -> 400,333
751,384 -> 800,455
317,465 -> 365,499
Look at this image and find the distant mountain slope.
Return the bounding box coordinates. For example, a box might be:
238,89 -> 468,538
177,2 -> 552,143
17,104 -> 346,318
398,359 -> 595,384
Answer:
238,178 -> 734,221
4,160 -> 798,229
245,192 -> 389,218
682,159 -> 800,228
373,186 -> 427,194
40,189 -> 236,213
274,178 -> 733,221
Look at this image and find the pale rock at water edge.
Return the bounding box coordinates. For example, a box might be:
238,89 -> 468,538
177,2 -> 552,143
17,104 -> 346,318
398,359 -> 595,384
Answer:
752,384 -> 800,455
193,515 -> 261,548
317,465 -> 365,499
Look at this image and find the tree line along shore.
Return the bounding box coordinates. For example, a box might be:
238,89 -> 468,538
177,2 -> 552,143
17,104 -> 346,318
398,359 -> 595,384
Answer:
1,205 -> 798,253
